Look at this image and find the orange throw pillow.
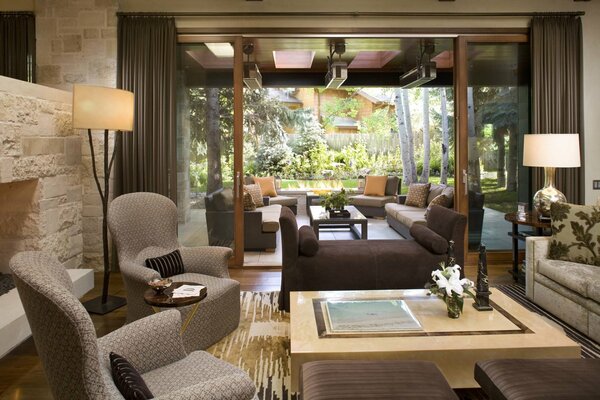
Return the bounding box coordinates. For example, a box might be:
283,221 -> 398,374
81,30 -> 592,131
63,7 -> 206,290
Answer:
253,176 -> 277,197
363,175 -> 387,196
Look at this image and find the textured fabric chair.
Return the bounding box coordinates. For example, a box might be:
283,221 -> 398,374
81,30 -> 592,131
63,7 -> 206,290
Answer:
108,192 -> 240,351
10,251 -> 256,400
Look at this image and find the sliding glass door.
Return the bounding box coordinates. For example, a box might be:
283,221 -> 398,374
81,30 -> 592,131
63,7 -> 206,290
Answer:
456,36 -> 531,258
176,38 -> 245,265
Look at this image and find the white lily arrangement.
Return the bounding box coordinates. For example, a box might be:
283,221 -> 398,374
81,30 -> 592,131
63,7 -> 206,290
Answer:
429,263 -> 476,317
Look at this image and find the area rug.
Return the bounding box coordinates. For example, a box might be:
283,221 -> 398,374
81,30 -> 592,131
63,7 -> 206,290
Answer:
0,274 -> 15,297
210,288 -> 598,400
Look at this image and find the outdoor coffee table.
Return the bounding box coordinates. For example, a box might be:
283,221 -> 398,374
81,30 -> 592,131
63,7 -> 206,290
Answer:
309,205 -> 368,239
289,289 -> 580,391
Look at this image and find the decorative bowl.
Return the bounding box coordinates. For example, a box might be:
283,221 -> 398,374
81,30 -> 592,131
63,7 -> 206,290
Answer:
147,278 -> 173,294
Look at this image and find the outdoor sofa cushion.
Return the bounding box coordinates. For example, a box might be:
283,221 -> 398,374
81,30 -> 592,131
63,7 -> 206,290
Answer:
405,183 -> 431,208
260,205 -> 282,233
254,176 -> 278,197
268,195 -> 297,207
363,175 -> 388,196
351,194 -> 396,208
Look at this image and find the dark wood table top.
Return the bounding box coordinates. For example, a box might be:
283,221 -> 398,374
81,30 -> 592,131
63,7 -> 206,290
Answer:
143,281 -> 207,308
504,212 -> 551,228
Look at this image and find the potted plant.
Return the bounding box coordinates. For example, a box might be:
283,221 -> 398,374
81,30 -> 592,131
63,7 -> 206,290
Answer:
429,263 -> 475,318
322,188 -> 350,218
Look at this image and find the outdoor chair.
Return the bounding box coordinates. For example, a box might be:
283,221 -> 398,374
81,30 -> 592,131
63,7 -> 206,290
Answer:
10,251 -> 256,400
108,192 -> 241,351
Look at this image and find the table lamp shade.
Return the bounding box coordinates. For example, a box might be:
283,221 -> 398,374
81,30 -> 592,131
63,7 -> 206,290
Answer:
72,85 -> 134,131
523,134 -> 581,168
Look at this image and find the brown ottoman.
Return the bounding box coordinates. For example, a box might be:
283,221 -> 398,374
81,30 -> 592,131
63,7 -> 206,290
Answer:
475,359 -> 600,400
300,360 -> 458,400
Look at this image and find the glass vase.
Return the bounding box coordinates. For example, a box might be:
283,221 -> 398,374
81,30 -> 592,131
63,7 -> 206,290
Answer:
446,296 -> 461,319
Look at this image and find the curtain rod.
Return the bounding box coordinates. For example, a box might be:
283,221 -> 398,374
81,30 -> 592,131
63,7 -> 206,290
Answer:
116,11 -> 585,18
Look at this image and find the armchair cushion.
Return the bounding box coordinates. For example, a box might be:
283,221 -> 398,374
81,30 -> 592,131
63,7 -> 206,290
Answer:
410,224 -> 448,255
363,175 -> 387,196
385,176 -> 401,196
253,176 -> 277,197
110,352 -> 154,400
405,183 -> 431,208
299,226 -> 319,256
144,249 -> 184,278
549,203 -> 600,267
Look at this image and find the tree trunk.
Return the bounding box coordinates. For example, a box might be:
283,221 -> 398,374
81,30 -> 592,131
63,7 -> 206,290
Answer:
420,88 -> 430,183
394,88 -> 412,185
494,127 -> 506,188
467,87 -> 481,193
206,88 -> 222,194
506,124 -> 518,192
402,89 -> 418,183
440,88 -> 450,185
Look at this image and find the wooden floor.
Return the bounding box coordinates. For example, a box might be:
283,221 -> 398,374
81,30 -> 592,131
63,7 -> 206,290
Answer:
0,266 -> 514,399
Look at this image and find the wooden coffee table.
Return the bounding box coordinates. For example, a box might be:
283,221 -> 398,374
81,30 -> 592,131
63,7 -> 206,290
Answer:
289,289 -> 580,391
309,205 -> 368,239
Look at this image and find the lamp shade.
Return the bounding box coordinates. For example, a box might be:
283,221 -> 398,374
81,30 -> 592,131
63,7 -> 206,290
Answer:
523,133 -> 581,168
72,85 -> 134,131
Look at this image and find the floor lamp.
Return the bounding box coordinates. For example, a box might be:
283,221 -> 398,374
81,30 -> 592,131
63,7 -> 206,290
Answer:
73,85 -> 134,315
523,133 -> 581,220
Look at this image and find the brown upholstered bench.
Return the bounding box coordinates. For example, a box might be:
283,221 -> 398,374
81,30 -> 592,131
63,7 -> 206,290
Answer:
475,359 -> 600,400
300,360 -> 458,400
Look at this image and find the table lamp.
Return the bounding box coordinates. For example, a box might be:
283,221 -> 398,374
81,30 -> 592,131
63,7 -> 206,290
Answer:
73,85 -> 134,314
523,133 -> 581,220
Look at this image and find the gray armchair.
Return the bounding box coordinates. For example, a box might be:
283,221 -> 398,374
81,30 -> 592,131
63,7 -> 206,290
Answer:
10,251 -> 256,400
108,192 -> 240,351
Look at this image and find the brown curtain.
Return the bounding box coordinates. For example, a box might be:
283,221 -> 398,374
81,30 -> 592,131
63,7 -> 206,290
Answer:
115,16 -> 177,202
531,16 -> 583,204
0,12 -> 35,82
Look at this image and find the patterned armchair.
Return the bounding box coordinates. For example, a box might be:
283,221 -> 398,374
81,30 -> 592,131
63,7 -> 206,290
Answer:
10,251 -> 256,400
108,192 -> 240,351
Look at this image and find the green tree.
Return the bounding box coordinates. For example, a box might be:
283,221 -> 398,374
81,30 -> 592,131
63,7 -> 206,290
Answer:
321,90 -> 360,130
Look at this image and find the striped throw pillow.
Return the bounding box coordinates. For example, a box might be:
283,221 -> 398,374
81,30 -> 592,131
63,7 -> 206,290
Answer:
144,249 -> 184,278
110,352 -> 153,400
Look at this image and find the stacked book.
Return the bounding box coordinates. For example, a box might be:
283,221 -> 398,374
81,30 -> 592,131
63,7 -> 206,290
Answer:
172,284 -> 207,299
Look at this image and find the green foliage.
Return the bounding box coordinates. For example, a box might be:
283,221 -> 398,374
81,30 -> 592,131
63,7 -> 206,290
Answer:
358,108 -> 396,135
322,188 -> 349,210
255,134 -> 293,177
321,94 -> 360,130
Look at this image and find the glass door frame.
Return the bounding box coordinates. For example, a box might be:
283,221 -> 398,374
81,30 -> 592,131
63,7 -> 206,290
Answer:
454,34 -> 529,266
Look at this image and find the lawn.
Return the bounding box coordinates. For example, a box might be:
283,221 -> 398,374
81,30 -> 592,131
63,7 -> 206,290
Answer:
279,176 -> 455,193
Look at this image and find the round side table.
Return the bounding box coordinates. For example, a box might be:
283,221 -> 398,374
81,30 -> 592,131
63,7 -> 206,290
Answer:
144,281 -> 207,334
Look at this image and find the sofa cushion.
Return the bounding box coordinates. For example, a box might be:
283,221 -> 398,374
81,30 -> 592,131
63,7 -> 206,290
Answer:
405,183 -> 430,208
268,195 -> 297,207
549,203 -> 600,267
442,186 -> 455,206
425,194 -> 451,219
392,210 -> 427,228
589,279 -> 600,303
537,258 -> 600,299
242,189 -> 256,211
364,175 -> 387,196
352,194 -> 396,208
410,224 -> 448,255
298,226 -> 319,256
385,176 -> 401,196
254,176 -> 278,197
426,205 -> 466,243
260,204 -> 282,233
384,203 -> 425,220
244,184 -> 264,207
427,184 -> 445,205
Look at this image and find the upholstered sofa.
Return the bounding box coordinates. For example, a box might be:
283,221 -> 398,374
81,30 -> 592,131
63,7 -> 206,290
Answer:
526,236 -> 600,342
244,176 -> 298,215
349,176 -> 401,217
278,205 -> 466,311
205,188 -> 282,251
385,185 -> 485,250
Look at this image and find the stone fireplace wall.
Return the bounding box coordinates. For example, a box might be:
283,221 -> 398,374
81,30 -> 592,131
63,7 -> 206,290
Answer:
0,76 -> 83,272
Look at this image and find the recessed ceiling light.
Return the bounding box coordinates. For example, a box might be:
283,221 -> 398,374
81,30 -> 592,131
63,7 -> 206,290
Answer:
273,51 -> 316,69
349,51 -> 401,69
205,42 -> 234,58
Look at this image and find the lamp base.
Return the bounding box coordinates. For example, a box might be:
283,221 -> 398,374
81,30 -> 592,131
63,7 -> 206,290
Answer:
533,185 -> 566,220
83,295 -> 127,315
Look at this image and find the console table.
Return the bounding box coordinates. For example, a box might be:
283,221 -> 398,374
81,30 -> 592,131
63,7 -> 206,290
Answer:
504,212 -> 551,284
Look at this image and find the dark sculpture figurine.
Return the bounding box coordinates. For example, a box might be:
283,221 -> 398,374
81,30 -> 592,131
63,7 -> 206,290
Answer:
446,240 -> 456,267
473,244 -> 493,311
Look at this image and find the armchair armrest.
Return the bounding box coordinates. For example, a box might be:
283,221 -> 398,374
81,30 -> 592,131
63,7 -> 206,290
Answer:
120,259 -> 160,283
97,309 -> 186,374
525,236 -> 551,299
180,246 -> 232,278
156,375 -> 257,400
397,195 -> 407,204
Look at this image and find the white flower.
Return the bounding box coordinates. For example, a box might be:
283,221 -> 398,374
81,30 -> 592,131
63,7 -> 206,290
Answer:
431,265 -> 474,297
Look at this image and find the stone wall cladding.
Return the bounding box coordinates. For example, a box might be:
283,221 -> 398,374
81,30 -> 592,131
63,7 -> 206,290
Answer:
35,0 -> 119,271
0,76 -> 83,273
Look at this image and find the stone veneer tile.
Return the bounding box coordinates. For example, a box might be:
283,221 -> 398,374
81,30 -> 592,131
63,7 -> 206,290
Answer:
64,137 -> 82,164
62,34 -> 82,52
22,137 -> 65,156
